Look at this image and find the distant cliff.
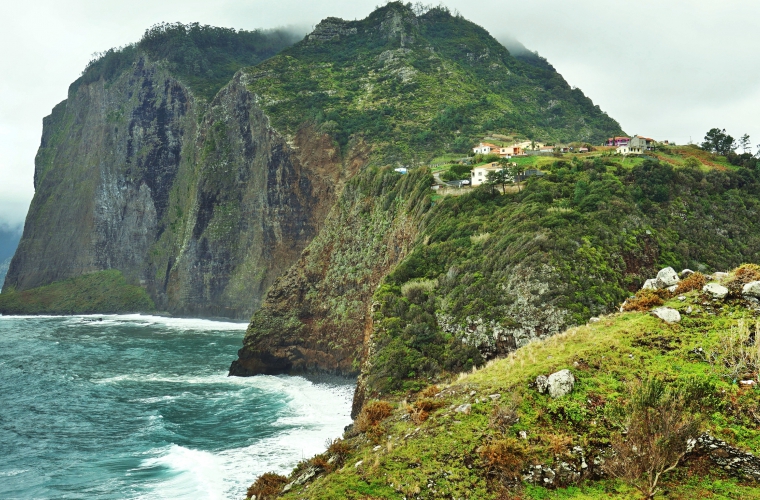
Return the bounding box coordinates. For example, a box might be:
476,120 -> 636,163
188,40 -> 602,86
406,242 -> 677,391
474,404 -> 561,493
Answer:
3,4 -> 625,321
3,26 -> 346,318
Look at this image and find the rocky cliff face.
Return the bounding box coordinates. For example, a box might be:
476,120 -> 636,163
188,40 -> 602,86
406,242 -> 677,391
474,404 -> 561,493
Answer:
5,57 -> 343,318
229,167 -> 432,376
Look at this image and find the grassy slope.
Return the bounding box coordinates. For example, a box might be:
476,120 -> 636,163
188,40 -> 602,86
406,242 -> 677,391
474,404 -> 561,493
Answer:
242,3 -> 623,167
0,270 -> 155,315
271,272 -> 760,499
362,147 -> 760,396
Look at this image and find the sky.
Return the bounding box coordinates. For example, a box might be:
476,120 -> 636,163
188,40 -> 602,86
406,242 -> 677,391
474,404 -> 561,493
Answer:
1,0 -> 758,228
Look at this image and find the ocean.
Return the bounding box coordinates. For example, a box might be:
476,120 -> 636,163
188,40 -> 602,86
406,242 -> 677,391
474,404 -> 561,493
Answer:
0,314 -> 354,499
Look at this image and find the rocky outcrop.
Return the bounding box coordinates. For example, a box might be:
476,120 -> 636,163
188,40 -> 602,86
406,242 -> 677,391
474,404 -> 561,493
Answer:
5,58 -> 341,318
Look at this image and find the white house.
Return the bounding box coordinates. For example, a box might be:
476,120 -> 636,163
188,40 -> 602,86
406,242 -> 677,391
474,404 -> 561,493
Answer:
472,142 -> 499,155
470,162 -> 509,187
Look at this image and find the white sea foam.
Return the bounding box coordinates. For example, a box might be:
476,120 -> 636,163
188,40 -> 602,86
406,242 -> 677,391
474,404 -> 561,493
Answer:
69,314 -> 249,332
0,313 -> 248,333
135,376 -> 354,500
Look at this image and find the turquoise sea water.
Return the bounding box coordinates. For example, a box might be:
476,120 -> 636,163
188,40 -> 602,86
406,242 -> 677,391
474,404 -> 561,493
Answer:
0,315 -> 354,499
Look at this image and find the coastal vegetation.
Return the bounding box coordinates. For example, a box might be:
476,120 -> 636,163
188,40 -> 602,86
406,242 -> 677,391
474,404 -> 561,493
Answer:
0,270 -> 154,314
257,264 -> 760,499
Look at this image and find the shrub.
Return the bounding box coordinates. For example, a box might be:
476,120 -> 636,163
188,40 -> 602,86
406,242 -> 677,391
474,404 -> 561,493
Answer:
604,378 -> 702,499
479,438 -> 530,481
622,289 -> 665,312
673,272 -> 707,294
420,384 -> 440,398
408,397 -> 444,423
246,472 -> 288,500
356,400 -> 393,433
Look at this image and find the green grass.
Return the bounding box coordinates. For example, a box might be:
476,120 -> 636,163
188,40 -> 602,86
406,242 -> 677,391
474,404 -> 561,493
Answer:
0,270 -> 154,315
271,281 -> 760,499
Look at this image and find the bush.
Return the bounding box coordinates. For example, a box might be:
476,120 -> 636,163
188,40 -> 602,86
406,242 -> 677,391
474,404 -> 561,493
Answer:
356,400 -> 393,433
408,397 -> 444,424
622,289 -> 665,312
673,272 -> 707,294
479,438 -> 530,481
604,378 -> 703,499
246,472 -> 288,500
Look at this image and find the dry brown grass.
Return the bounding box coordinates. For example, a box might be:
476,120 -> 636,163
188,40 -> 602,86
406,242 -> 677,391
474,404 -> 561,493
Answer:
356,400 -> 393,433
246,472 -> 288,500
622,289 -> 666,312
673,272 -> 707,294
710,318 -> 760,380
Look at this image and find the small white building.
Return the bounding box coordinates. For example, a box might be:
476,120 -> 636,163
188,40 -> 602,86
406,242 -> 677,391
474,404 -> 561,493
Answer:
472,142 -> 499,155
470,162 -> 509,187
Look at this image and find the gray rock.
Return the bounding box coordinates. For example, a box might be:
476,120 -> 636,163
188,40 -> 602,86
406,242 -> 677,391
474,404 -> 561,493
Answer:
455,404 -> 471,414
547,369 -> 575,398
535,375 -> 550,394
667,285 -> 678,293
743,281 -> 760,298
680,269 -> 695,278
652,307 -> 681,323
642,278 -> 659,290
656,267 -> 680,287
703,283 -> 729,300
713,271 -> 730,282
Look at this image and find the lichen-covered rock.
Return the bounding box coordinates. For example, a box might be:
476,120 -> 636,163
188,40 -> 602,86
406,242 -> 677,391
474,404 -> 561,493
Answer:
680,268 -> 695,278
535,375 -> 550,394
652,307 -> 681,323
656,267 -> 679,287
703,283 -> 729,299
547,369 -> 575,398
642,278 -> 659,290
697,434 -> 760,481
743,281 -> 760,298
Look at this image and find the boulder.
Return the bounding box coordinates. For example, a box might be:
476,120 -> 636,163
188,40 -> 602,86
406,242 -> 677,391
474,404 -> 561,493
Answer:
535,375 -> 550,394
547,369 -> 575,398
642,278 -> 659,290
656,267 -> 679,287
743,281 -> 760,298
455,404 -> 471,414
680,269 -> 695,278
703,283 -> 729,300
713,271 -> 730,282
652,307 -> 681,323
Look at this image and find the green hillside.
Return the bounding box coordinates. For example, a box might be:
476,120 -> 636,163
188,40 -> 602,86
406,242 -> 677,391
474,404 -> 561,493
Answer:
242,3 -> 624,166
72,22 -> 302,101
0,270 -> 154,315
252,265 -> 760,499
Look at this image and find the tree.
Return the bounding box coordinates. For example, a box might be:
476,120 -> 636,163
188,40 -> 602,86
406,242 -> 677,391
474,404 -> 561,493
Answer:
510,163 -> 525,192
486,169 -> 509,195
604,378 -> 703,499
701,128 -> 735,156
739,134 -> 751,154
